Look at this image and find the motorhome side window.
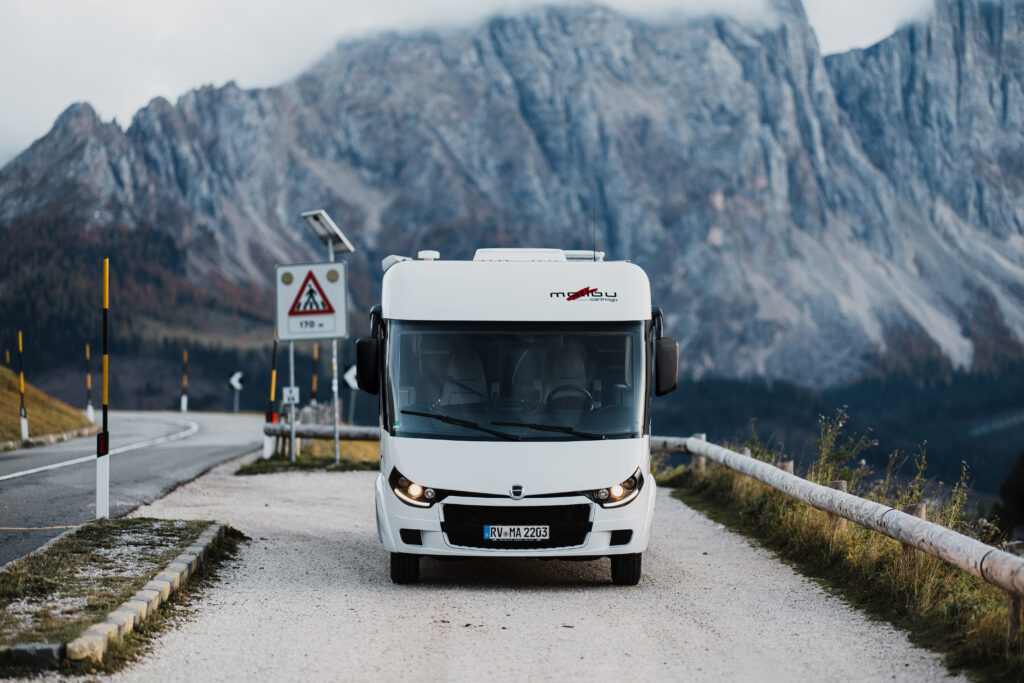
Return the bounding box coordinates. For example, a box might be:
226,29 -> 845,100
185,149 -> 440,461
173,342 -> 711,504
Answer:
385,321 -> 644,441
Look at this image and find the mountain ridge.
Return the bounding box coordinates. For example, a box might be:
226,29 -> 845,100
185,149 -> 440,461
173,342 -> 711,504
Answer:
2,0 -> 1023,389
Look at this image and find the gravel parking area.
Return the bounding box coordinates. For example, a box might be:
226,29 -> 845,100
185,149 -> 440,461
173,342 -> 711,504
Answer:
111,455 -> 961,682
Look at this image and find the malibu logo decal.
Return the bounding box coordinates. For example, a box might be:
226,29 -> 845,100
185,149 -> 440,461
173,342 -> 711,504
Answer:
551,286 -> 618,302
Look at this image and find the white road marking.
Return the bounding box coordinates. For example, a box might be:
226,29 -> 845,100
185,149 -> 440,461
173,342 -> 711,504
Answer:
0,418 -> 200,483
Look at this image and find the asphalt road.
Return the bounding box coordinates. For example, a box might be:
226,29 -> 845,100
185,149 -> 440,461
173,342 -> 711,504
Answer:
115,461 -> 960,682
0,411 -> 262,566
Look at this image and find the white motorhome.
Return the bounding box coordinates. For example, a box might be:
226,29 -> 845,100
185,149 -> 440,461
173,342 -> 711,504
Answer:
355,248 -> 678,585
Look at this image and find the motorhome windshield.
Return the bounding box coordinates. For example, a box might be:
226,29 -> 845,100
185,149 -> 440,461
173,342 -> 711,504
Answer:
386,321 -> 646,441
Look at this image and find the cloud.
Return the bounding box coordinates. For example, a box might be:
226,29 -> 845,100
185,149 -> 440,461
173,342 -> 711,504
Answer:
803,0 -> 934,54
0,0 -> 933,166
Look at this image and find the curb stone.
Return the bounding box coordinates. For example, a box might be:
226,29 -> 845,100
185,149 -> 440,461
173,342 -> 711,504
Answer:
0,423 -> 100,452
1,522 -> 226,667
0,643 -> 65,667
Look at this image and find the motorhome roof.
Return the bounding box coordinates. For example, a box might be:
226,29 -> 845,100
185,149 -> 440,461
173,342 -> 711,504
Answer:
381,257 -> 652,322
472,248 -> 605,262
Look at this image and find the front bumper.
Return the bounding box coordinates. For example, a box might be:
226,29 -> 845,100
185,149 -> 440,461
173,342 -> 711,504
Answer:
374,473 -> 656,558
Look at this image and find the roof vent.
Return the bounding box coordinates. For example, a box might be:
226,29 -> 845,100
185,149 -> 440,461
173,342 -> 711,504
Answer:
563,250 -> 605,262
417,250 -> 440,261
473,248 -> 566,262
382,254 -> 411,272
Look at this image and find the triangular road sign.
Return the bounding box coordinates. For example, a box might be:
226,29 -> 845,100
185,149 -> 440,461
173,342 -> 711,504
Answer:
288,271 -> 336,316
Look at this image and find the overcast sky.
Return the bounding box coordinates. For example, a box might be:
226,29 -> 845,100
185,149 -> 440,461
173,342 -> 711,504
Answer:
0,0 -> 934,165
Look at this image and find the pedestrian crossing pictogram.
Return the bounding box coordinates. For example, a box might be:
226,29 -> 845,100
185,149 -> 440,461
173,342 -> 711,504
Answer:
288,272 -> 336,316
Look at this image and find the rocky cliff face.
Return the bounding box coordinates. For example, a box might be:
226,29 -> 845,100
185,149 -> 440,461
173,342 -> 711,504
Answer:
1,0 -> 1023,386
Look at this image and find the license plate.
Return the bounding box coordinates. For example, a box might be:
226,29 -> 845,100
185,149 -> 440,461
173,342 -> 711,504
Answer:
484,525 -> 550,541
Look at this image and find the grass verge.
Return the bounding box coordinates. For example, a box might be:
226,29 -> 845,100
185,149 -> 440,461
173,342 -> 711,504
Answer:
659,411 -> 1024,682
0,366 -> 91,443
0,519 -> 208,647
236,438 -> 379,475
0,520 -> 245,675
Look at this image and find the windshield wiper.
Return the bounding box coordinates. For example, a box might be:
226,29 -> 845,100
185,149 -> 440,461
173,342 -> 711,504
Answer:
400,410 -> 520,441
491,421 -> 606,440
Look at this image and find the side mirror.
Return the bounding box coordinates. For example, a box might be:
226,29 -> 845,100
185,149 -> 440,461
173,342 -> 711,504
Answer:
356,337 -> 380,395
654,337 -> 678,396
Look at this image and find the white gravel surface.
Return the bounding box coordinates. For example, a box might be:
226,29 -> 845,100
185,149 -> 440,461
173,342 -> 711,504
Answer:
110,454 -> 962,682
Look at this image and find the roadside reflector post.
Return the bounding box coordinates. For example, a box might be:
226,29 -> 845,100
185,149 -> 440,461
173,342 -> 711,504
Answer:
97,258 -> 110,519
181,349 -> 188,413
18,331 -> 28,442
85,343 -> 94,423
264,332 -> 278,460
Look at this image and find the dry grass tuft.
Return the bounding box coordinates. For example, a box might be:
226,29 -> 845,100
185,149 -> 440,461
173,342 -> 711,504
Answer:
0,365 -> 91,443
659,409 -> 1024,682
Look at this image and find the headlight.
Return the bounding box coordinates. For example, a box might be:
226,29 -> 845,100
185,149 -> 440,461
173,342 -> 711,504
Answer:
589,468 -> 644,508
389,468 -> 445,508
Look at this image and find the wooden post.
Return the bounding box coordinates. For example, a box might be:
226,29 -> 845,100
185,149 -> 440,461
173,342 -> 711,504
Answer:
691,433 -> 707,473
827,481 -> 848,537
1009,593 -> 1022,652
901,502 -> 927,559
779,460 -> 794,475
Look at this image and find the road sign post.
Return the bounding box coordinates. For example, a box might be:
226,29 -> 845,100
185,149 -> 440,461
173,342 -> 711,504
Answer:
300,209 -> 355,467
310,342 -> 319,406
276,259 -> 349,465
327,247 -> 341,465
343,363 -> 358,425
17,331 -> 28,442
97,257 -> 110,519
229,371 -> 244,413
289,342 -> 296,463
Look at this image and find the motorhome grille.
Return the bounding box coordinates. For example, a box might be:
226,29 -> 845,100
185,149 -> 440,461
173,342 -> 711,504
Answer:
441,504 -> 592,549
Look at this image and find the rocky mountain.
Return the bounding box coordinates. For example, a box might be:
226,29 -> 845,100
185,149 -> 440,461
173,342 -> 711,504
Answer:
2,0 -> 1024,388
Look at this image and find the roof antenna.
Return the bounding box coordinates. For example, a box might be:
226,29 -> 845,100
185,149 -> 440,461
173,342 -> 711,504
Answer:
591,209 -> 597,261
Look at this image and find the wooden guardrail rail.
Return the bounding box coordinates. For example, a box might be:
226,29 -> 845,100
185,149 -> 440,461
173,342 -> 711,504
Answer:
650,434 -> 1024,642
263,423 -> 380,441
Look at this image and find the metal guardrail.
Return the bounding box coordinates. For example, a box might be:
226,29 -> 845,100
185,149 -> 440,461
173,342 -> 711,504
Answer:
651,434 -> 1024,642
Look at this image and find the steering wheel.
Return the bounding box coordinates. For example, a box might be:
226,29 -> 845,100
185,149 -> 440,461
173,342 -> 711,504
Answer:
545,385 -> 594,411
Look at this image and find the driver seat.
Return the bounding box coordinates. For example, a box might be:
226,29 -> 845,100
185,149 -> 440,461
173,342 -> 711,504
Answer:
439,347 -> 487,406
544,345 -> 588,404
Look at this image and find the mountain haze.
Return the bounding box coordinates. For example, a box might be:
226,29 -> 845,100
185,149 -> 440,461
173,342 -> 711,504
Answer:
1,0 -> 1023,391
